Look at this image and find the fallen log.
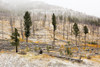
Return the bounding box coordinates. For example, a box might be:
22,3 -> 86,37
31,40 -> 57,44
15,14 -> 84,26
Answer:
48,54 -> 83,63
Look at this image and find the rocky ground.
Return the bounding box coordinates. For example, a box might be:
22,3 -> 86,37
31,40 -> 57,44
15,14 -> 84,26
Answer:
0,52 -> 100,67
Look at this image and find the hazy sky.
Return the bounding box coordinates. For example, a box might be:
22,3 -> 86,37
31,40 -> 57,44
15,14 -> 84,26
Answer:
2,0 -> 100,17
31,0 -> 100,17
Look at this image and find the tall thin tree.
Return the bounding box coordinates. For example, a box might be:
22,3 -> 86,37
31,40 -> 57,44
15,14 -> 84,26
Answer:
24,11 -> 32,43
2,18 -> 4,40
52,13 -> 56,48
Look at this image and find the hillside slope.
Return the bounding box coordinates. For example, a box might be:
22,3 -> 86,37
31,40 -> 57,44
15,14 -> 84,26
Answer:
0,52 -> 100,67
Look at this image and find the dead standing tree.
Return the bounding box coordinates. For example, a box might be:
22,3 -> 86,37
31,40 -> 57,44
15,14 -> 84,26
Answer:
42,14 -> 46,27
2,17 -> 4,40
63,16 -> 66,39
31,13 -> 36,36
9,17 -> 15,33
20,18 -> 24,39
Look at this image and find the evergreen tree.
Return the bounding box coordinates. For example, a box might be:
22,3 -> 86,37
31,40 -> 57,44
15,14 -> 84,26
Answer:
52,13 -> 56,48
73,23 -> 79,46
11,28 -> 20,53
83,26 -> 88,47
24,11 -> 32,43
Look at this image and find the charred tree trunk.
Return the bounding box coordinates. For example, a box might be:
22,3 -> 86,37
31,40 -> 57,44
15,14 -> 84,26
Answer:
26,37 -> 29,47
26,37 -> 28,43
53,30 -> 55,48
16,45 -> 18,53
85,34 -> 86,48
76,36 -> 77,46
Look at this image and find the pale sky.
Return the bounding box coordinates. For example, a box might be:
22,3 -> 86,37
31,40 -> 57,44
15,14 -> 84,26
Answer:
31,0 -> 100,17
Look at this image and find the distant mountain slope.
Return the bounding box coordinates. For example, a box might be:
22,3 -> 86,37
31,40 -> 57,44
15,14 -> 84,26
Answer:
1,1 -> 61,11
0,0 -> 100,26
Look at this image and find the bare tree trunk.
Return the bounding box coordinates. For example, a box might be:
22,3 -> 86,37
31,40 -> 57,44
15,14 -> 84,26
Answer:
52,30 -> 55,48
49,22 -> 50,28
92,26 -> 95,42
71,24 -> 72,35
9,18 -> 14,33
2,20 -> 4,40
67,26 -> 69,40
45,30 -> 47,44
97,27 -> 99,53
76,36 -> 77,46
42,21 -> 45,27
16,45 -> 18,53
32,24 -> 35,36
42,15 -> 46,27
26,37 -> 28,43
85,34 -> 86,48
20,19 -> 24,39
43,20 -> 46,27
26,37 -> 29,47
63,22 -> 65,39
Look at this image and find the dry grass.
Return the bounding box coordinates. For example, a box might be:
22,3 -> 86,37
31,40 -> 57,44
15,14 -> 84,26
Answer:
84,44 -> 100,48
90,55 -> 100,63
20,52 -> 53,60
19,38 -> 33,43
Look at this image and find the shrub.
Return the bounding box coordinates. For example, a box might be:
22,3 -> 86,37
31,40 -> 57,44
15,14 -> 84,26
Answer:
88,41 -> 98,45
59,49 -> 63,55
39,49 -> 43,54
67,41 -> 70,45
65,48 -> 72,56
19,51 -> 26,55
25,47 -> 30,52
38,47 -> 41,50
34,46 -> 38,52
87,56 -> 91,59
46,45 -> 50,53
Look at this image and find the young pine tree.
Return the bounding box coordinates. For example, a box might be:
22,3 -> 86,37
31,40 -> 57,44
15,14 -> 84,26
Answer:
11,28 -> 20,53
52,13 -> 56,48
24,11 -> 32,43
73,23 -> 79,46
83,26 -> 88,47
